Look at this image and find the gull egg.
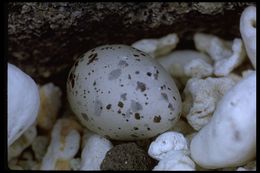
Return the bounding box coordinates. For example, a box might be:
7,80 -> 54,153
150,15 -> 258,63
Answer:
67,44 -> 182,140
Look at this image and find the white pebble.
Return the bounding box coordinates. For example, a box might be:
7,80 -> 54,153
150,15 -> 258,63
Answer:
240,6 -> 256,69
8,63 -> 40,146
80,130 -> 113,170
148,131 -> 188,161
190,72 -> 256,169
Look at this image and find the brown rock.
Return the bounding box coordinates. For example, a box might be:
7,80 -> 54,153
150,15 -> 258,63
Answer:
100,142 -> 156,170
8,2 -> 254,90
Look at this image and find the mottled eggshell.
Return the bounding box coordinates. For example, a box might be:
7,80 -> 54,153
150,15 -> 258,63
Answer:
67,44 -> 182,140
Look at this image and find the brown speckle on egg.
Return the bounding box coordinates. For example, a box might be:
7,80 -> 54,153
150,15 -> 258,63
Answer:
153,115 -> 161,123
131,100 -> 143,112
108,69 -> 122,80
147,72 -> 152,77
118,101 -> 124,108
168,103 -> 175,111
68,72 -> 75,88
135,113 -> 141,120
161,93 -> 168,101
94,100 -> 103,116
106,104 -> 112,110
120,93 -> 127,101
136,81 -> 146,92
87,53 -> 98,65
81,113 -> 89,121
118,60 -> 129,67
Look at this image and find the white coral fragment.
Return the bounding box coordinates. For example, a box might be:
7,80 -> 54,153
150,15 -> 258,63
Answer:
148,131 -> 195,171
40,118 -> 82,170
16,150 -> 38,170
240,6 -> 256,69
31,136 -> 49,161
153,150 -> 196,171
37,83 -> 62,131
8,124 -> 37,161
194,33 -> 246,76
80,130 -> 113,170
131,33 -> 179,58
148,131 -> 188,161
158,50 -> 213,78
182,77 -> 236,130
70,158 -> 81,170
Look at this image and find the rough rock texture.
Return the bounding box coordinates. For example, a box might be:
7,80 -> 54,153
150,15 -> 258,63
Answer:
8,2 -> 254,90
100,142 -> 155,170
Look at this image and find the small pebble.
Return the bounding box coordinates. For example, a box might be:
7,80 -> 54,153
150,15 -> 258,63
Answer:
100,142 -> 156,170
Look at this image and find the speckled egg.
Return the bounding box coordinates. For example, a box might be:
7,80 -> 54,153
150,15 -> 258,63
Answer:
67,44 -> 182,140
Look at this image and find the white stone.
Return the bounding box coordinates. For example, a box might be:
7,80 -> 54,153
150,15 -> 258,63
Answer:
240,6 -> 256,69
148,131 -> 188,161
190,72 -> 256,169
153,150 -> 195,171
8,63 -> 40,146
80,130 -> 113,170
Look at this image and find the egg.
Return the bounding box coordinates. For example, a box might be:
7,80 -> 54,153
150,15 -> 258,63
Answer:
67,44 -> 182,140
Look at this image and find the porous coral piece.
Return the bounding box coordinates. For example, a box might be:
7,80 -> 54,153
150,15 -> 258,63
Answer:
158,50 -> 213,78
153,150 -> 195,171
37,83 -> 62,131
184,58 -> 213,78
31,136 -> 49,161
131,33 -> 179,58
240,6 -> 256,69
80,130 -> 113,170
190,72 -> 256,169
40,118 -> 82,170
213,39 -> 246,76
8,124 -> 37,161
16,150 -> 38,170
70,158 -> 81,170
194,33 -> 246,76
148,131 -> 188,161
182,77 -> 236,130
